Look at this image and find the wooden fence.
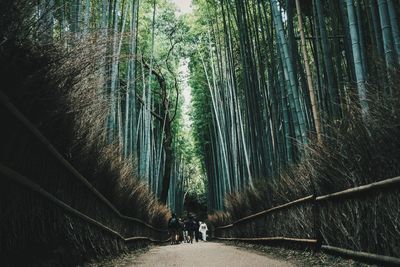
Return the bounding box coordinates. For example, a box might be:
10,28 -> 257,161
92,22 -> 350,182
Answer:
0,90 -> 169,262
214,176 -> 400,266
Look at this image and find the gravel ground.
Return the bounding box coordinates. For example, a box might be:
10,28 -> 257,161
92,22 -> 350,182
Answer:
85,242 -> 293,267
83,247 -> 151,267
222,241 -> 380,267
85,241 -> 380,267
129,241 -> 293,267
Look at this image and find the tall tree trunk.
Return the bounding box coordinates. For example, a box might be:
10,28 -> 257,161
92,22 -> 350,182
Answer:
160,117 -> 172,204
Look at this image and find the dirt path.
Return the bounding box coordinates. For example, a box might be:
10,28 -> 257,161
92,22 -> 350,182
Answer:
128,242 -> 294,267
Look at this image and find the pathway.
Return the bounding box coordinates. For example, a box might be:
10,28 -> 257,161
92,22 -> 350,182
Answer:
128,241 -> 293,267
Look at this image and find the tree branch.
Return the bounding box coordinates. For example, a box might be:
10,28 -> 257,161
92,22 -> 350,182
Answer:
135,93 -> 163,121
165,37 -> 181,123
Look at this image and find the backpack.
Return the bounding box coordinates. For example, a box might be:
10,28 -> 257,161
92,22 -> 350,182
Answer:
168,217 -> 178,228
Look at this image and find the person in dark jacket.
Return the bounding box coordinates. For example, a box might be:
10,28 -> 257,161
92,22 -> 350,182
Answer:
168,213 -> 179,245
194,218 -> 200,242
185,216 -> 196,244
178,218 -> 184,243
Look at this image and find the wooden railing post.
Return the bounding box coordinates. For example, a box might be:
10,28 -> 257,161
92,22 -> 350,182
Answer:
312,195 -> 322,251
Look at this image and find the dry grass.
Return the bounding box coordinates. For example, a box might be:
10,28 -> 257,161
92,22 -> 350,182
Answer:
0,1 -> 169,266
209,75 -> 400,258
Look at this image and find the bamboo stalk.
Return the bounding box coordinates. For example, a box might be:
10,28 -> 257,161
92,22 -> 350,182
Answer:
295,0 -> 322,141
378,0 -> 396,68
271,0 -> 307,144
345,0 -> 369,117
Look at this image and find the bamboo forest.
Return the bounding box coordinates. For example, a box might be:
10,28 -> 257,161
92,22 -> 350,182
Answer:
1,0 -> 400,266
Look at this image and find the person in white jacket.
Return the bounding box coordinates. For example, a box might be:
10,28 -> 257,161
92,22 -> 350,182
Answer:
199,221 -> 208,241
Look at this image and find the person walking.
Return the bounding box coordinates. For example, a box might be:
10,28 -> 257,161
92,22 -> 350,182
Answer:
182,218 -> 189,243
168,213 -> 179,245
185,216 -> 196,244
194,218 -> 200,242
178,218 -> 184,243
199,221 -> 208,241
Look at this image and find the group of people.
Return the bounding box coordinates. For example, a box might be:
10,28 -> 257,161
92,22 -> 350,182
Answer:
168,213 -> 208,245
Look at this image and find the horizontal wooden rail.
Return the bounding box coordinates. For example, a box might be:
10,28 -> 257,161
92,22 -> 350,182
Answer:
316,176 -> 400,202
214,176 -> 400,265
0,91 -> 166,232
234,195 -> 314,225
216,224 -> 234,229
215,195 -> 314,229
215,236 -> 318,244
215,175 -> 400,229
0,163 -> 168,243
321,245 -> 400,266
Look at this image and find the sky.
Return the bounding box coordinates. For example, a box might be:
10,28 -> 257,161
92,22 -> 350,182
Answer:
169,1 -> 193,129
179,59 -> 192,130
170,0 -> 193,15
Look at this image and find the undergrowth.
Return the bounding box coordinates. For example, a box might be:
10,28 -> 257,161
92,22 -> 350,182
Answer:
0,1 -> 169,265
209,76 -> 400,258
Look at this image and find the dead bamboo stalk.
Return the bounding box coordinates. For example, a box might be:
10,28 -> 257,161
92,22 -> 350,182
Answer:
295,0 -> 322,141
